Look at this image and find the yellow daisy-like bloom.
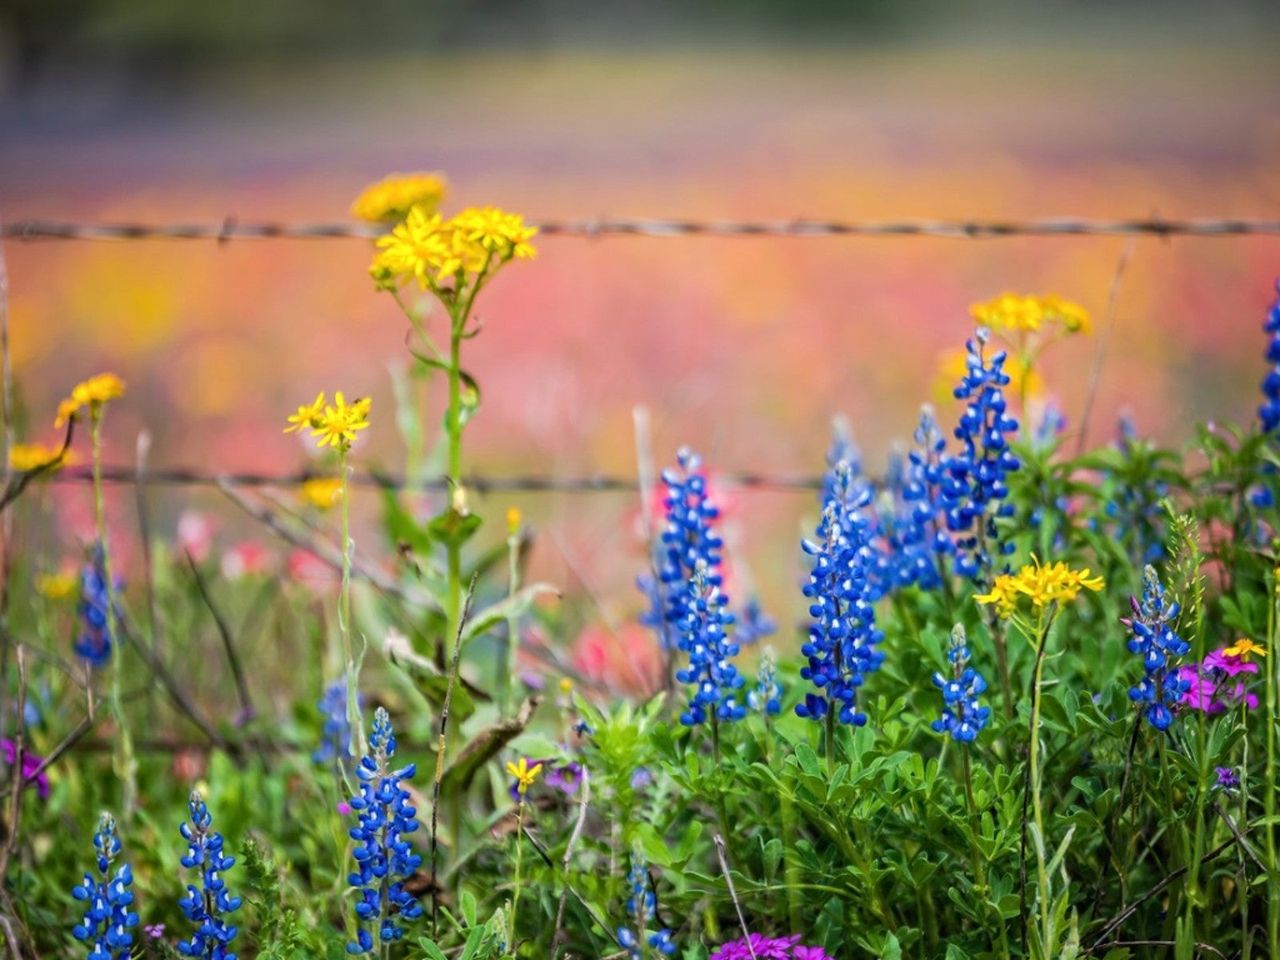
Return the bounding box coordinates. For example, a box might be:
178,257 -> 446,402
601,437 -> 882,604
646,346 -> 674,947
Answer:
506,757 -> 543,797
350,172 -> 448,222
372,205 -> 537,291
37,570 -> 76,600
9,442 -> 76,472
54,373 -> 127,428
450,206 -> 538,262
283,392 -> 371,451
1224,638 -> 1267,660
299,477 -> 343,510
970,293 -> 1092,336
975,559 -> 1104,619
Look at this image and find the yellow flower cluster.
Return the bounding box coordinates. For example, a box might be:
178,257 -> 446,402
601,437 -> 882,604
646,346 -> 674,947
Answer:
37,570 -> 77,600
506,757 -> 543,797
54,373 -> 126,428
284,392 -> 371,451
299,477 -> 343,510
350,172 -> 448,222
970,293 -> 1091,336
371,205 -> 537,290
975,559 -> 1104,619
9,442 -> 76,472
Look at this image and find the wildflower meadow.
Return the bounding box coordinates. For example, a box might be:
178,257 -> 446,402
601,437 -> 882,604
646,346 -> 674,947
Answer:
4,172 -> 1280,960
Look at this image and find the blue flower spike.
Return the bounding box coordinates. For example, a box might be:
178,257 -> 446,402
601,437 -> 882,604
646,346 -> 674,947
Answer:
1121,565 -> 1191,732
71,812 -> 139,960
931,625 -> 992,743
345,707 -> 423,954
177,791 -> 242,960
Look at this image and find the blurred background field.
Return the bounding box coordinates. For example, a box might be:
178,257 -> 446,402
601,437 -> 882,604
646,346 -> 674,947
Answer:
2,0 -> 1280,664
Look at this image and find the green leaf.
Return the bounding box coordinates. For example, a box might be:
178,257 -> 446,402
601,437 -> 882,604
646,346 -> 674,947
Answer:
441,697 -> 539,796
461,583 -> 559,644
428,507 -> 483,548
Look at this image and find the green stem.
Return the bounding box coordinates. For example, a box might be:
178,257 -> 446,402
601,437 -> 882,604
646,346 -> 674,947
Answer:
444,320 -> 463,667
94,412 -> 136,817
502,518 -> 520,716
510,799 -> 526,953
338,448 -> 365,757
1267,571 -> 1278,960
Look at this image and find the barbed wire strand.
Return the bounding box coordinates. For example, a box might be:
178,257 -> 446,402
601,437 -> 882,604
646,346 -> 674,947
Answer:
42,465 -> 823,493
4,216 -> 1280,243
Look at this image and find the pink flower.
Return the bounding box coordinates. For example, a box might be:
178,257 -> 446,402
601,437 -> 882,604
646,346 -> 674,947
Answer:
0,738 -> 49,800
1205,647 -> 1260,678
176,511 -> 215,563
221,540 -> 271,580
710,935 -> 801,960
1177,665 -> 1219,713
793,948 -> 834,960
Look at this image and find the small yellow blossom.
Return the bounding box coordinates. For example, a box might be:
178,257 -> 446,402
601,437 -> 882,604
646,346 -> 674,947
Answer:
373,205 -> 537,291
970,293 -> 1091,337
506,506 -> 522,536
351,172 -> 448,222
54,373 -> 126,428
299,477 -> 343,510
975,558 -> 1104,619
10,442 -> 76,472
558,677 -> 574,695
506,757 -> 543,797
37,570 -> 76,600
284,392 -> 371,451
1224,638 -> 1267,660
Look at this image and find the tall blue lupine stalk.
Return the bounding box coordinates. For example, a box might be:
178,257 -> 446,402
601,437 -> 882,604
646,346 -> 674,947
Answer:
75,543 -> 115,667
674,560 -> 746,730
932,626 -> 992,743
1259,279 -> 1280,432
747,647 -> 782,716
346,707 -> 423,954
314,679 -> 359,767
796,461 -> 885,741
902,405 -> 960,590
177,792 -> 242,959
947,328 -> 1020,580
616,856 -> 676,959
1122,566 -> 1191,731
71,813 -> 139,960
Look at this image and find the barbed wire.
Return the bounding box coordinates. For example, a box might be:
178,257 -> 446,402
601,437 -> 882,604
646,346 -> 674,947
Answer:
3,215 -> 1280,243
43,464 -> 824,493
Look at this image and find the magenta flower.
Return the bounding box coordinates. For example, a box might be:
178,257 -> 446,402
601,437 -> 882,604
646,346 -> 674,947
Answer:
0,738 -> 49,800
711,935 -> 816,960
1177,665 -> 1218,712
1205,647 -> 1260,678
793,948 -> 835,960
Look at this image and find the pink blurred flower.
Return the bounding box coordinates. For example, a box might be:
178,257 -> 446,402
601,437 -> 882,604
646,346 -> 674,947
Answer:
176,510 -> 215,563
570,623 -> 664,699
221,540 -> 271,580
287,549 -> 337,591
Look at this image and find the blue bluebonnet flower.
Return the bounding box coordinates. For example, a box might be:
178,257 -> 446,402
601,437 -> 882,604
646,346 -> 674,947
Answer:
346,707 -> 423,954
71,813 -> 139,960
733,596 -> 777,646
946,329 -> 1020,579
674,560 -> 745,727
1033,399 -> 1068,449
314,679 -> 359,766
1103,416 -> 1168,564
1259,279 -> 1280,432
795,462 -> 884,726
639,447 -> 726,652
616,856 -> 675,959
177,792 -> 242,959
1121,566 -> 1191,732
747,647 -> 782,715
75,544 -> 117,666
822,417 -> 864,505
901,405 -> 960,586
931,626 -> 991,743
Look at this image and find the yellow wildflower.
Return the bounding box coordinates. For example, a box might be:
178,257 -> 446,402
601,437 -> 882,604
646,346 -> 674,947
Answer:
373,205 -> 537,291
284,392 -> 371,451
975,558 -> 1104,619
558,677 -> 574,695
450,206 -> 538,262
969,293 -> 1091,337
1224,638 -> 1267,660
350,172 -> 448,222
54,373 -> 126,428
10,442 -> 76,472
37,570 -> 76,600
506,506 -> 522,536
506,757 -> 543,797
300,477 -> 343,510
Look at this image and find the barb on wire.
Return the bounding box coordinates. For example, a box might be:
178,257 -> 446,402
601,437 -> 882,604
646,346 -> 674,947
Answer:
38,463 -> 824,493
3,216 -> 1280,243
